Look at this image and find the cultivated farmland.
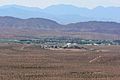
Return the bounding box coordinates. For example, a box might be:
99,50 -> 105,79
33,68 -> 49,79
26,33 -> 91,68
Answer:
0,43 -> 120,80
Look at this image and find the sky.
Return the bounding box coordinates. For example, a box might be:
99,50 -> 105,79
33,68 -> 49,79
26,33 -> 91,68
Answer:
0,0 -> 120,8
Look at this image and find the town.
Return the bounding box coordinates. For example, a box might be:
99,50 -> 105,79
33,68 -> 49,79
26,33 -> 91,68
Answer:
0,37 -> 120,49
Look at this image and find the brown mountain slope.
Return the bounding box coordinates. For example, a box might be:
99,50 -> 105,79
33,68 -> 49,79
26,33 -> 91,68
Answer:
0,16 -> 120,39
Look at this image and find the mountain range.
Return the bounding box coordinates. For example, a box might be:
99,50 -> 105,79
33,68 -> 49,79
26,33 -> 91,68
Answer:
0,4 -> 120,24
0,16 -> 120,40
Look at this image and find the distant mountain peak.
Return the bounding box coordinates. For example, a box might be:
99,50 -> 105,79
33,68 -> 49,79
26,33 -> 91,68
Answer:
0,4 -> 25,9
46,4 -> 79,8
0,4 -> 120,24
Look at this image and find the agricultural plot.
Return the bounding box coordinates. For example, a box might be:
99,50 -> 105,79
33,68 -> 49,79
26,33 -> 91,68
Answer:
0,43 -> 120,80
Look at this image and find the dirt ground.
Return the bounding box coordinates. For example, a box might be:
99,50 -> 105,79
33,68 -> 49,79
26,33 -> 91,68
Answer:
0,43 -> 120,80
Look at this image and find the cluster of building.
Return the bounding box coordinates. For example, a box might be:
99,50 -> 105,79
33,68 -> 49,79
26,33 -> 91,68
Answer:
0,37 -> 120,50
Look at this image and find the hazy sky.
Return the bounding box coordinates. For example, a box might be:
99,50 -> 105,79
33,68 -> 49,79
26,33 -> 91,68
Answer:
0,0 -> 120,8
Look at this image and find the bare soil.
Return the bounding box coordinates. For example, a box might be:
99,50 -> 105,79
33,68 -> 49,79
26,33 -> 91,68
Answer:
0,43 -> 120,80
